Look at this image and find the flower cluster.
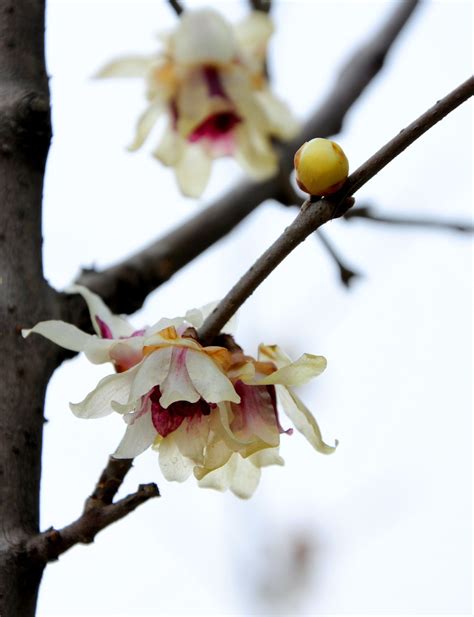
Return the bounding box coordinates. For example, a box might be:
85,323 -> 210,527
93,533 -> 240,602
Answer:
23,287 -> 336,498
97,9 -> 299,197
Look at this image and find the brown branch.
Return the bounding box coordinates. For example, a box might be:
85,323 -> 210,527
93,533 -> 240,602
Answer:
316,229 -> 361,287
66,0 -> 419,321
344,205 -> 474,233
167,0 -> 184,16
197,76 -> 474,342
26,457 -> 159,563
249,0 -> 272,14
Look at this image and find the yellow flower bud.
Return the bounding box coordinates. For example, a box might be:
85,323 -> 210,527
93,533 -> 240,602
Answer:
294,138 -> 349,196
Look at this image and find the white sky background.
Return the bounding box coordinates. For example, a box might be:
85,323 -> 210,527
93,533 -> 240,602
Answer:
38,0 -> 471,615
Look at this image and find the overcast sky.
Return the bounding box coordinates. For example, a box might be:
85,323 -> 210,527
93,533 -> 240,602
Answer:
38,1 -> 471,615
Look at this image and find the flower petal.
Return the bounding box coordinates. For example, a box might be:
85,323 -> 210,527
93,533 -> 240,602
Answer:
128,347 -> 173,405
255,89 -> 300,140
186,349 -> 240,404
158,434 -> 194,482
235,11 -> 273,60
128,102 -> 163,152
22,320 -> 92,352
172,9 -> 237,66
70,368 -> 137,419
234,124 -> 277,180
67,285 -> 134,338
276,385 -> 337,454
152,124 -> 184,166
197,453 -> 261,499
159,347 -> 200,408
172,413 -> 210,466
254,353 -> 327,387
113,411 -> 157,458
95,55 -> 155,78
249,447 -> 284,468
175,143 -> 212,198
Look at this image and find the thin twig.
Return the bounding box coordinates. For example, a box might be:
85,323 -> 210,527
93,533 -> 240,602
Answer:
249,0 -> 272,14
316,229 -> 361,287
67,0 -> 419,323
26,457 -> 159,563
198,76 -> 474,342
168,0 -> 184,16
344,205 -> 474,233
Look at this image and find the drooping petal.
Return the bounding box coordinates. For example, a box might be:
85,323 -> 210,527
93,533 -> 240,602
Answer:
67,285 -> 134,338
197,453 -> 261,499
249,447 -> 284,468
276,385 -> 337,454
159,347 -> 200,408
83,337 -> 117,364
152,124 -> 184,166
95,55 -> 155,78
254,353 -> 327,387
172,413 -> 210,466
128,102 -> 163,151
175,143 -> 212,198
172,9 -> 237,67
157,434 -> 194,482
234,124 -> 277,180
22,320 -> 93,352
220,67 -> 267,128
185,349 -> 240,404
113,410 -> 157,458
255,89 -> 300,140
70,368 -> 137,419
258,343 -> 293,369
230,382 -> 280,454
109,338 -> 145,372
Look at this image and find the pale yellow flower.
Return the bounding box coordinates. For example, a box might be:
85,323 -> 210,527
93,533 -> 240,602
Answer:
97,9 -> 299,197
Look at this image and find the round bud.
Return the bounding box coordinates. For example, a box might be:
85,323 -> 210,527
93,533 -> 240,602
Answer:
294,138 -> 349,196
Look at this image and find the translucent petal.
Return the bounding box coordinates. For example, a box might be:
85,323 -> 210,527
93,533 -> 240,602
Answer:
128,103 -> 163,152
158,434 -> 194,482
276,385 -> 337,454
220,68 -> 267,128
95,56 -> 154,78
66,285 -> 133,338
152,125 -> 184,166
255,89 -> 300,140
175,144 -> 212,198
172,9 -> 237,66
172,414 -> 210,466
159,347 -> 200,408
249,447 -> 284,468
235,11 -> 273,57
113,411 -> 157,458
70,368 -> 137,419
197,453 -> 261,499
255,353 -> 327,387
22,320 -> 92,352
186,349 -> 240,404
83,338 -> 116,364
234,124 -> 277,180
127,347 -> 173,404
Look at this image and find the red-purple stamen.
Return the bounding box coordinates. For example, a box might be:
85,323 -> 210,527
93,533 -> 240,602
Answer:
95,316 -> 113,339
188,112 -> 241,144
149,387 -> 214,438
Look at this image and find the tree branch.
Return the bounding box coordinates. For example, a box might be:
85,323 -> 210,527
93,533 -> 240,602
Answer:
249,0 -> 272,14
67,0 -> 419,321
197,76 -> 474,342
26,457 -> 159,563
344,205 -> 474,233
316,229 -> 361,287
167,0 -> 184,16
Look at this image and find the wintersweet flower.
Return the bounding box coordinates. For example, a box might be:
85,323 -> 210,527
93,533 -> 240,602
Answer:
191,342 -> 337,497
97,8 -> 299,197
22,285 -> 148,372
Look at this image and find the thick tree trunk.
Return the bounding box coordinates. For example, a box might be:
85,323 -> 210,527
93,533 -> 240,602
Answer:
0,1 -> 55,615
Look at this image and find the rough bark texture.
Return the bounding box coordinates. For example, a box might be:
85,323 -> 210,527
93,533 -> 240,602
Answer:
0,1 -> 55,615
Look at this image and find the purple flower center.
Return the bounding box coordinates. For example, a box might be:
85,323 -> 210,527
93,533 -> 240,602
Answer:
203,66 -> 228,99
188,112 -> 241,144
149,387 -> 214,438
